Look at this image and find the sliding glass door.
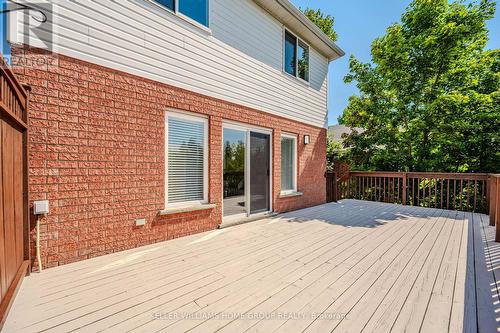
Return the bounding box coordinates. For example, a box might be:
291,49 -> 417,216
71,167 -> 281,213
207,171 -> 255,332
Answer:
223,125 -> 271,220
223,128 -> 246,217
250,132 -> 270,214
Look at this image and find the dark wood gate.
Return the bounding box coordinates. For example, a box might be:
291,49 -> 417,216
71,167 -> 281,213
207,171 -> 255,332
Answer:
0,58 -> 30,329
326,172 -> 337,203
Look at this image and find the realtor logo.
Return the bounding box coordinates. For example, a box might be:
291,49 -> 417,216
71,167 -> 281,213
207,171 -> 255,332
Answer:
1,0 -> 52,63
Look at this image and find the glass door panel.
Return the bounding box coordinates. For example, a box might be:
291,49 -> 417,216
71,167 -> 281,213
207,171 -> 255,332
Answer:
223,128 -> 246,217
250,132 -> 270,214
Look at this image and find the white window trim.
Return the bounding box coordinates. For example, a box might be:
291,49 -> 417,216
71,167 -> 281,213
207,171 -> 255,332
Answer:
282,28 -> 310,85
165,110 -> 209,208
280,133 -> 298,195
147,0 -> 211,33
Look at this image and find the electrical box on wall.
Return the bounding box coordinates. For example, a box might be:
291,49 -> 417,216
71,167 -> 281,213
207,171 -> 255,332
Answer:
33,200 -> 49,215
135,218 -> 146,226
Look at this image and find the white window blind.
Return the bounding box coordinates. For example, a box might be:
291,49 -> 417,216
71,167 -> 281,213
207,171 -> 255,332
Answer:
281,136 -> 296,192
167,114 -> 206,204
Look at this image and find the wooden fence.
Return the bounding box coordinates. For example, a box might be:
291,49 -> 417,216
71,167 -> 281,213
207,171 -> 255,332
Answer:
326,171 -> 500,240
0,58 -> 30,329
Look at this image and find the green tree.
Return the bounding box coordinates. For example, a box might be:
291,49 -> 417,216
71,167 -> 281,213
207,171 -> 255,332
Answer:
302,8 -> 338,42
340,0 -> 499,173
326,140 -> 342,171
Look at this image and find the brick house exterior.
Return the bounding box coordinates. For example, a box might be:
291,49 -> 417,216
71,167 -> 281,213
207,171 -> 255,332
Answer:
12,47 -> 328,268
5,0 -> 343,270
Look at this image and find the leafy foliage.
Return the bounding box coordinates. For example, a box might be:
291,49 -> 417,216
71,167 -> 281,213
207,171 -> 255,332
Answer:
326,140 -> 342,171
301,8 -> 338,42
340,0 -> 499,173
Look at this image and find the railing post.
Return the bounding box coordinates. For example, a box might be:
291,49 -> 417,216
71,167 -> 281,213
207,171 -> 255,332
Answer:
402,173 -> 407,206
493,176 -> 500,242
490,176 -> 497,227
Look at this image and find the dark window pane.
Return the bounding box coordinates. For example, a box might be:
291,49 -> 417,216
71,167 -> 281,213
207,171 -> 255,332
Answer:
179,0 -> 209,26
154,0 -> 174,11
250,132 -> 270,214
298,40 -> 309,81
284,31 -> 297,76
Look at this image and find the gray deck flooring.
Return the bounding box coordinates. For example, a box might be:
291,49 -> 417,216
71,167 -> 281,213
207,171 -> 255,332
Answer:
4,200 -> 499,333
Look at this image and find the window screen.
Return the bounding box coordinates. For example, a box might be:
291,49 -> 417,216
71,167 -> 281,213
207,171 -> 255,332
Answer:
167,115 -> 206,204
281,136 -> 296,192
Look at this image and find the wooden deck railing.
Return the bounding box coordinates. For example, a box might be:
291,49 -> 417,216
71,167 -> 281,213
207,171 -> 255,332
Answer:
327,171 -> 500,240
343,172 -> 489,213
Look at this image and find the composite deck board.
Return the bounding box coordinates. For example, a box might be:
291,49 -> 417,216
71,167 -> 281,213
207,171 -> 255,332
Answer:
473,213 -> 499,333
121,203 -> 406,333
3,200 -> 498,333
225,206 -> 441,333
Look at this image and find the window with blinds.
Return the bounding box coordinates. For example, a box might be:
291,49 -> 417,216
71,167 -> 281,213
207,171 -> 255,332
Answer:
281,135 -> 296,193
167,113 -> 207,205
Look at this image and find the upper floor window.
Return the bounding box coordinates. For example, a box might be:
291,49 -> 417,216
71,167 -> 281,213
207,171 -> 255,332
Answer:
283,30 -> 309,82
153,0 -> 209,27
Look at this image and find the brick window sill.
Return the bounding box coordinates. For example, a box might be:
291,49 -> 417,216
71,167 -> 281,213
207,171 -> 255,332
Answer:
158,204 -> 216,216
279,191 -> 303,198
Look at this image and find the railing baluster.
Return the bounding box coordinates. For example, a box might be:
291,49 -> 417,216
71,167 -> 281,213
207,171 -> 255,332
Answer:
391,177 -> 394,203
440,178 -> 443,209
358,177 -> 362,199
446,179 -> 450,209
480,180 -> 488,211
473,180 -> 478,212
459,179 -> 463,211
453,179 -> 457,210
397,177 -> 400,204
428,178 -> 431,208
417,178 -> 420,207
465,180 -> 470,211
411,177 -> 414,206
434,178 -> 438,208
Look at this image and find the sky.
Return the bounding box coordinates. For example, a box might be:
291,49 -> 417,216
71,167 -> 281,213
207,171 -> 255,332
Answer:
291,0 -> 500,126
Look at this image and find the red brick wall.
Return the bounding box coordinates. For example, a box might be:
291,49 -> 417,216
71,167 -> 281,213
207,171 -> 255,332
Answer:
11,46 -> 327,269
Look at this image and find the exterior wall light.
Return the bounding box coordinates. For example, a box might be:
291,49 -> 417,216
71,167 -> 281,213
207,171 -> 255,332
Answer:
304,135 -> 310,145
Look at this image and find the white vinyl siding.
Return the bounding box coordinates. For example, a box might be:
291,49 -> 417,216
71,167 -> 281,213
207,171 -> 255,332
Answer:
281,134 -> 297,193
166,112 -> 208,205
11,0 -> 329,128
